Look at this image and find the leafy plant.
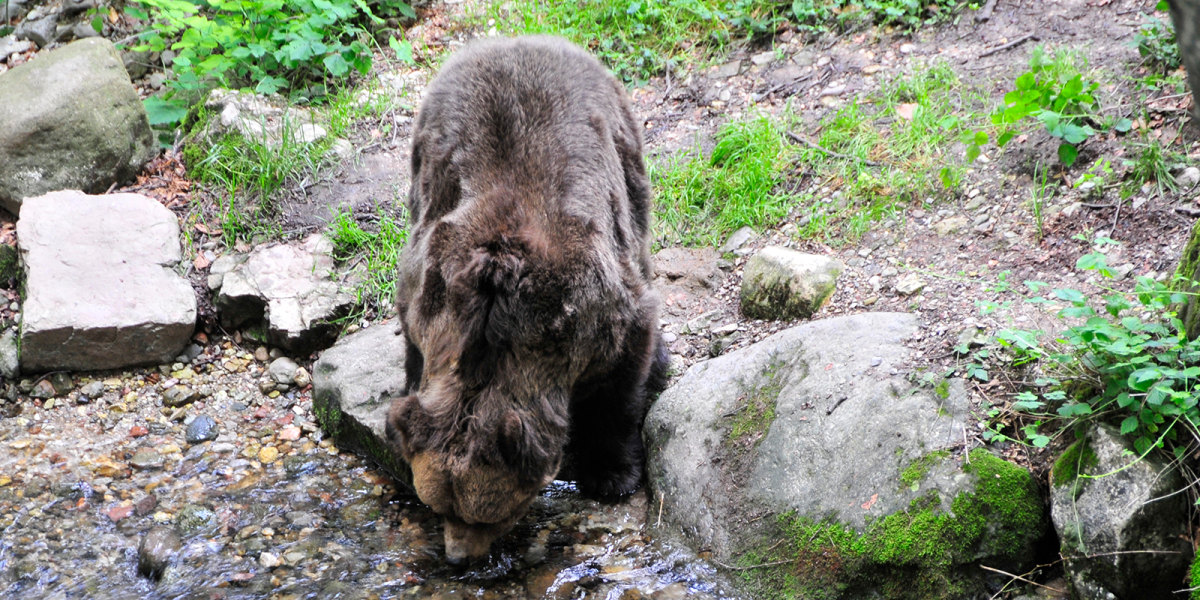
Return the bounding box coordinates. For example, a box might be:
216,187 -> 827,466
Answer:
1135,15 -> 1180,73
790,0 -> 973,32
981,242 -> 1200,457
966,46 -> 1131,166
1124,135 -> 1182,198
129,0 -> 415,125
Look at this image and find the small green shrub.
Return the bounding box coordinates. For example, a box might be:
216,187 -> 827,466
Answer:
130,0 -> 415,124
966,46 -> 1130,166
980,241 -> 1199,457
791,0 -> 973,32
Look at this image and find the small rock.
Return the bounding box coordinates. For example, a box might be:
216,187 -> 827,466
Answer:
268,357 -> 300,386
175,504 -> 216,536
163,386 -> 199,407
932,216 -> 968,237
254,346 -> 269,362
278,425 -> 302,441
104,504 -> 134,522
135,495 -> 158,516
293,367 -> 311,388
711,60 -> 742,79
718,226 -> 756,255
130,425 -> 149,438
15,15 -> 57,47
895,274 -> 926,296
0,36 -> 34,63
1176,166 -> 1200,191
259,551 -> 282,569
258,446 -> 280,463
0,329 -> 18,380
138,526 -> 182,580
30,379 -> 56,399
186,415 -> 220,444
750,50 -> 776,65
80,380 -> 105,399
130,449 -> 164,470
296,123 -> 327,144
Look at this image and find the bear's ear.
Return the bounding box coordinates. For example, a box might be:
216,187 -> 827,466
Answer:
497,410 -> 552,487
453,246 -> 524,388
385,395 -> 428,459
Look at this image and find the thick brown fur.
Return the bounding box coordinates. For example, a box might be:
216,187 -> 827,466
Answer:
384,36 -> 666,563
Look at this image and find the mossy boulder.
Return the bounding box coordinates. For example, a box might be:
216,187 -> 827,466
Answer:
311,322 -> 411,483
1049,424 -> 1192,599
644,313 -> 1049,599
740,246 -> 842,321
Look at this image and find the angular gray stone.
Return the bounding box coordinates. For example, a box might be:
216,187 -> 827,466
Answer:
645,312 -> 1047,598
0,36 -> 33,63
311,323 -> 409,481
268,357 -> 299,386
0,38 -> 155,215
0,329 -> 18,379
739,246 -> 842,320
718,226 -> 756,255
14,14 -> 57,47
17,191 -> 196,372
1050,424 -> 1193,599
212,234 -> 352,354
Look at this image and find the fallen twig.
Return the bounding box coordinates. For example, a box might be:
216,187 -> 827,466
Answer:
978,33 -> 1039,59
786,131 -> 881,167
982,565 -> 1065,599
975,0 -> 998,22
715,559 -> 792,571
1175,206 -> 1200,218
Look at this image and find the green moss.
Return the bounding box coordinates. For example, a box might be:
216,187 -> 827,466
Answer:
727,354 -> 789,446
1190,553 -> 1200,600
734,449 -> 1045,600
1051,436 -> 1098,490
899,450 -> 951,489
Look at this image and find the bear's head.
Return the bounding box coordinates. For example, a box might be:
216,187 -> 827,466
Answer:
385,388 -> 565,564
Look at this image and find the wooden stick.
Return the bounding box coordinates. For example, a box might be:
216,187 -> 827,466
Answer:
715,559 -> 792,571
785,131 -> 881,167
975,0 -> 999,22
978,33 -> 1039,59
980,565 -> 1066,596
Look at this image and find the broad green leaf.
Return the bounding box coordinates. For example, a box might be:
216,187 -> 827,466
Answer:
1061,75 -> 1083,99
1128,367 -> 1163,392
1058,142 -> 1079,166
143,97 -> 188,126
1120,415 -> 1139,435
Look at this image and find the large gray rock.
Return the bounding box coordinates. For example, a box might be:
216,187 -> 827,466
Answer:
311,323 -> 409,481
645,312 -> 1048,599
1050,424 -> 1193,599
211,234 -> 354,354
17,190 -> 196,372
0,38 -> 155,215
739,246 -> 841,320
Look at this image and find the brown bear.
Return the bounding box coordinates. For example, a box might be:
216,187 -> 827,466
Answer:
385,36 -> 666,565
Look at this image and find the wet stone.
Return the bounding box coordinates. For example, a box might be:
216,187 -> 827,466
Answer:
130,449 -> 164,470
30,379 -> 56,399
163,385 -> 199,407
175,504 -> 216,536
185,415 -> 219,444
138,526 -> 181,580
268,357 -> 299,386
79,380 -> 104,399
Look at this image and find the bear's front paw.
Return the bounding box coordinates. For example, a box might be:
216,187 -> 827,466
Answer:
577,463 -> 642,501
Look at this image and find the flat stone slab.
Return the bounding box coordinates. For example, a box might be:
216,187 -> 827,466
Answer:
311,322 -> 409,481
18,190 -> 196,372
211,234 -> 354,354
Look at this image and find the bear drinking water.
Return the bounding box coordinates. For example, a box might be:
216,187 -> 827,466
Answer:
385,36 -> 665,564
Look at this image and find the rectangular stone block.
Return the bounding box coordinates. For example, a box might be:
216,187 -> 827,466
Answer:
17,190 -> 196,372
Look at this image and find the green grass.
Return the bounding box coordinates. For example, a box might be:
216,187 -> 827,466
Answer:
650,61 -> 989,248
651,113 -> 797,247
794,61 -> 987,244
1125,134 -> 1183,198
327,206 -> 408,321
482,0 -> 787,82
